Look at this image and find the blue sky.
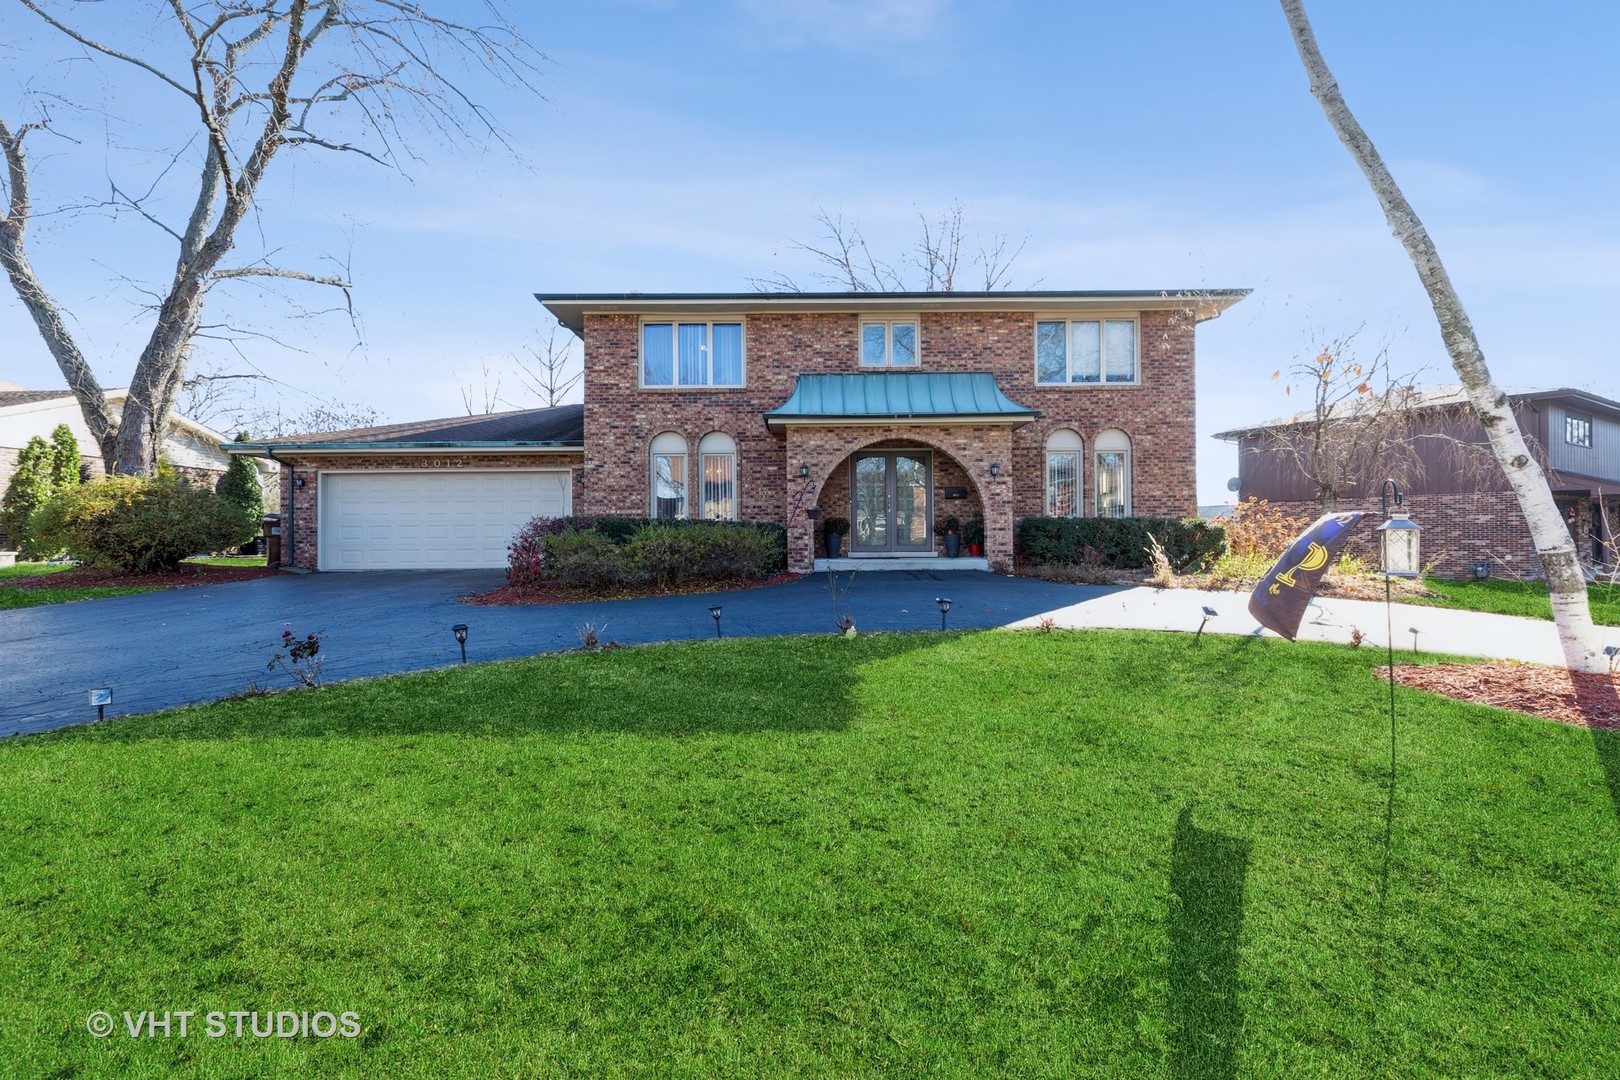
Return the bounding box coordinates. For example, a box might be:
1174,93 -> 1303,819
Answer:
2,1 -> 1615,505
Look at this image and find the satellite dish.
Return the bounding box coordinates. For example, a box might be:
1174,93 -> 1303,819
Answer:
1226,477 -> 1241,492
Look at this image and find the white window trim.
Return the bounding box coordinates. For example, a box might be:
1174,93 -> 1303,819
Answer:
858,316 -> 921,368
1093,434 -> 1132,518
697,431 -> 739,522
649,432 -> 689,519
1565,412 -> 1594,448
638,317 -> 747,390
1033,315 -> 1141,387
1044,429 -> 1084,518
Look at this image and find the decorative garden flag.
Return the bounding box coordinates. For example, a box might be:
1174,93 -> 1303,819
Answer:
1248,512 -> 1367,640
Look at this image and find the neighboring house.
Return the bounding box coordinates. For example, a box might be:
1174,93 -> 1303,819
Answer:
0,383 -> 272,549
1216,385 -> 1620,578
232,289 -> 1247,572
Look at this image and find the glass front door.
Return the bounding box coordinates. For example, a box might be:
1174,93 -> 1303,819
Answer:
851,452 -> 932,553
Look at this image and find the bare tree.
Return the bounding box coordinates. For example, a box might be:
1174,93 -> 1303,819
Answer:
1281,0 -> 1603,672
459,361 -> 505,416
1257,332 -> 1424,511
1,1 -> 543,475
513,328 -> 582,407
750,200 -> 1030,293
238,400 -> 381,438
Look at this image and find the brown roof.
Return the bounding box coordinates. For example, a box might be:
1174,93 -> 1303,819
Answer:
245,404 -> 584,447
0,390 -> 75,409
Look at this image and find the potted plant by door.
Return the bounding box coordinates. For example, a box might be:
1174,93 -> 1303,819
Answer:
934,516 -> 961,558
963,515 -> 985,558
823,516 -> 850,558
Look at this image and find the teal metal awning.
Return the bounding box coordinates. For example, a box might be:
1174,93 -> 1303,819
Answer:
764,372 -> 1038,430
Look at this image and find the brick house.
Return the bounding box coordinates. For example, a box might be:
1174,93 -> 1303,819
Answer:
1217,385 -> 1620,578
236,290 -> 1246,572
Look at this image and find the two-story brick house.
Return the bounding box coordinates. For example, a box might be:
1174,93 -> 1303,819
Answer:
1218,385 -> 1620,578
237,289 -> 1246,573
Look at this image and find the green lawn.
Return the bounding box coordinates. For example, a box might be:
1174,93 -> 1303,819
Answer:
0,561 -> 160,609
1,632 -> 1616,1077
1417,575 -> 1620,625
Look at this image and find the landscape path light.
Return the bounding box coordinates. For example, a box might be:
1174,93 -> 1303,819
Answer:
710,605 -> 723,639
451,624 -> 469,664
935,597 -> 953,631
1196,606 -> 1218,643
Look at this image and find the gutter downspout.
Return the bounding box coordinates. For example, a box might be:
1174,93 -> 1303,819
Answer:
264,448 -> 293,569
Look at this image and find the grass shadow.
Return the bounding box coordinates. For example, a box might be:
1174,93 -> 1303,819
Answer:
1572,673 -> 1620,828
50,632 -> 951,743
1168,803 -> 1251,1080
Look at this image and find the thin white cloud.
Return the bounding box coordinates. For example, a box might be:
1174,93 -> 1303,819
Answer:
733,0 -> 949,50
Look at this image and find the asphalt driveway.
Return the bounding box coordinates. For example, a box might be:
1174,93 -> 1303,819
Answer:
0,569 -> 1117,736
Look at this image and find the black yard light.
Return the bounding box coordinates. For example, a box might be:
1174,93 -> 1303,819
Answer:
710,605 -> 723,639
936,596 -> 953,631
1195,605 -> 1218,643
451,623 -> 469,664
1409,627 -> 1420,654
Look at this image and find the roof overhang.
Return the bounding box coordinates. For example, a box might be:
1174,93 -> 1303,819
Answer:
538,289 -> 1249,335
765,414 -> 1036,431
227,441 -> 582,457
763,371 -> 1039,433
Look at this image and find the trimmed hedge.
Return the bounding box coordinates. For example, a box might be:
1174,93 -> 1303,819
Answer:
1017,516 -> 1227,573
508,516 -> 788,591
28,473 -> 258,573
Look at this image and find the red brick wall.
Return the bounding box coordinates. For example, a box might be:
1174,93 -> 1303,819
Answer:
579,307 -> 1201,571
274,453 -> 584,569
1263,491 -> 1552,579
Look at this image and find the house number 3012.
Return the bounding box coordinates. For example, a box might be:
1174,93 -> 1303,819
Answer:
416,459 -> 465,468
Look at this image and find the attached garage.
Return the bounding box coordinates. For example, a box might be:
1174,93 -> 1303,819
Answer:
230,405 -> 586,571
319,469 -> 570,570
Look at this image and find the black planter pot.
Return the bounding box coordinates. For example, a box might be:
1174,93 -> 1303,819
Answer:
826,533 -> 843,558
944,533 -> 960,558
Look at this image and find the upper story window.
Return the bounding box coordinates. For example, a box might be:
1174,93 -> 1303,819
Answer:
642,321 -> 744,388
1036,319 -> 1138,385
860,319 -> 918,367
1566,413 -> 1593,448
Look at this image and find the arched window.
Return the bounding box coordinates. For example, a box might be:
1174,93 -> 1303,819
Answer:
1095,429 -> 1131,518
650,432 -> 688,519
697,431 -> 738,521
1045,429 -> 1083,517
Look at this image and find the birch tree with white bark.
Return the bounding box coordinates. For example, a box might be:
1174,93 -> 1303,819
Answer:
0,0 -> 542,475
1280,0 -> 1604,672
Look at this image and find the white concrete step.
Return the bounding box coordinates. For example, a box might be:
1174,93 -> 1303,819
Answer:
812,557 -> 990,572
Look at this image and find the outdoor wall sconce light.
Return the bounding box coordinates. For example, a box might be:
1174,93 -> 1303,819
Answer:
989,463 -> 1001,478
1196,606 -> 1218,643
710,605 -> 723,639
88,687 -> 111,723
451,623 -> 469,664
1375,480 -> 1421,579
935,596 -> 953,631
294,476 -> 306,488
799,463 -> 810,478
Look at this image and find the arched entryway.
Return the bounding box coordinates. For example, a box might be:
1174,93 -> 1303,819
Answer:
808,437 -> 989,561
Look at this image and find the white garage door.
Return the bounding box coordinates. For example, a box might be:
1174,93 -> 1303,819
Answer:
319,470 -> 570,570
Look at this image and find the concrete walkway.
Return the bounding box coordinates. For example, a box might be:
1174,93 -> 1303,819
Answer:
3,570 -> 1610,737
1004,584 -> 1612,667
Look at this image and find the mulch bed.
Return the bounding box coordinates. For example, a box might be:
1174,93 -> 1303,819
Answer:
8,563 -> 279,590
1390,662 -> 1620,730
463,572 -> 806,606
